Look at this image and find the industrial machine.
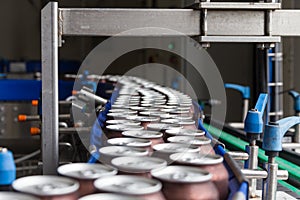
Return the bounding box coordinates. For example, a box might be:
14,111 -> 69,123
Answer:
0,0 -> 300,199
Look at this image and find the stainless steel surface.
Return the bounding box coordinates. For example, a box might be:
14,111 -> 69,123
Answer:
263,160 -> 278,200
273,10 -> 300,36
60,8 -> 200,36
242,169 -> 268,179
199,2 -> 281,9
282,142 -> 300,149
226,151 -> 249,160
246,145 -> 259,198
200,36 -> 281,43
79,89 -> 108,105
207,11 -> 264,36
41,2 -> 59,175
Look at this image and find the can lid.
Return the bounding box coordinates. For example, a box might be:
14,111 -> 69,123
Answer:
122,130 -> 163,139
111,156 -> 167,173
107,138 -> 152,148
99,146 -> 148,157
57,163 -> 117,180
106,120 -> 141,126
165,129 -> 205,137
0,192 -> 39,200
107,112 -> 137,119
147,123 -> 182,131
129,106 -> 147,111
171,115 -> 193,120
109,109 -> 138,114
138,111 -> 166,117
151,165 -> 211,183
126,116 -> 160,122
167,136 -> 211,146
152,143 -> 200,153
170,153 -> 223,165
12,175 -> 79,196
169,109 -> 190,114
160,119 -> 179,124
79,193 -> 143,200
106,125 -> 144,132
176,120 -> 196,126
111,104 -> 130,109
94,175 -> 162,195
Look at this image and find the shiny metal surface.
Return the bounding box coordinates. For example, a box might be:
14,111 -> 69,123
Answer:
41,2 -> 59,175
79,193 -> 143,200
58,163 -> 117,196
246,145 -> 259,197
111,156 -> 167,177
0,192 -> 40,200
99,146 -> 148,165
12,175 -> 79,199
151,166 -> 218,200
169,153 -> 228,200
263,162 -> 278,200
60,8 -> 200,36
94,175 -> 165,200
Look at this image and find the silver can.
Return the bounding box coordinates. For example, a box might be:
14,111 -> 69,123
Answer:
151,165 -> 218,200
152,143 -> 200,164
12,175 -> 79,200
57,163 -> 117,196
99,146 -> 148,165
122,130 -> 164,149
111,156 -> 167,177
105,124 -> 144,138
94,175 -> 165,200
169,153 -> 229,200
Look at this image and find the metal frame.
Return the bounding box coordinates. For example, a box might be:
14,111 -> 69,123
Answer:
41,2 -> 59,175
42,1 -> 300,174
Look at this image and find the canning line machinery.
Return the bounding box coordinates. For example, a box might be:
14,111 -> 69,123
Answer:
1,0 -> 300,199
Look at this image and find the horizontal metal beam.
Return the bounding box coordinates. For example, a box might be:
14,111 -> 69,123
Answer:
207,10 -> 265,36
60,8 -> 300,41
60,8 -> 200,36
199,2 -> 281,10
273,10 -> 300,36
200,36 -> 281,43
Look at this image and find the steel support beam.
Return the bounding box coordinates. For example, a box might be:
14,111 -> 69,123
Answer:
60,8 -> 200,36
41,2 -> 59,175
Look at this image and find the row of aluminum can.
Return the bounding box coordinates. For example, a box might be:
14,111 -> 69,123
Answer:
0,75 -> 229,200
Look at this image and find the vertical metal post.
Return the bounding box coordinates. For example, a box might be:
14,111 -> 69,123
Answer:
295,112 -> 300,143
246,144 -> 259,197
263,157 -> 278,200
41,2 -> 59,175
